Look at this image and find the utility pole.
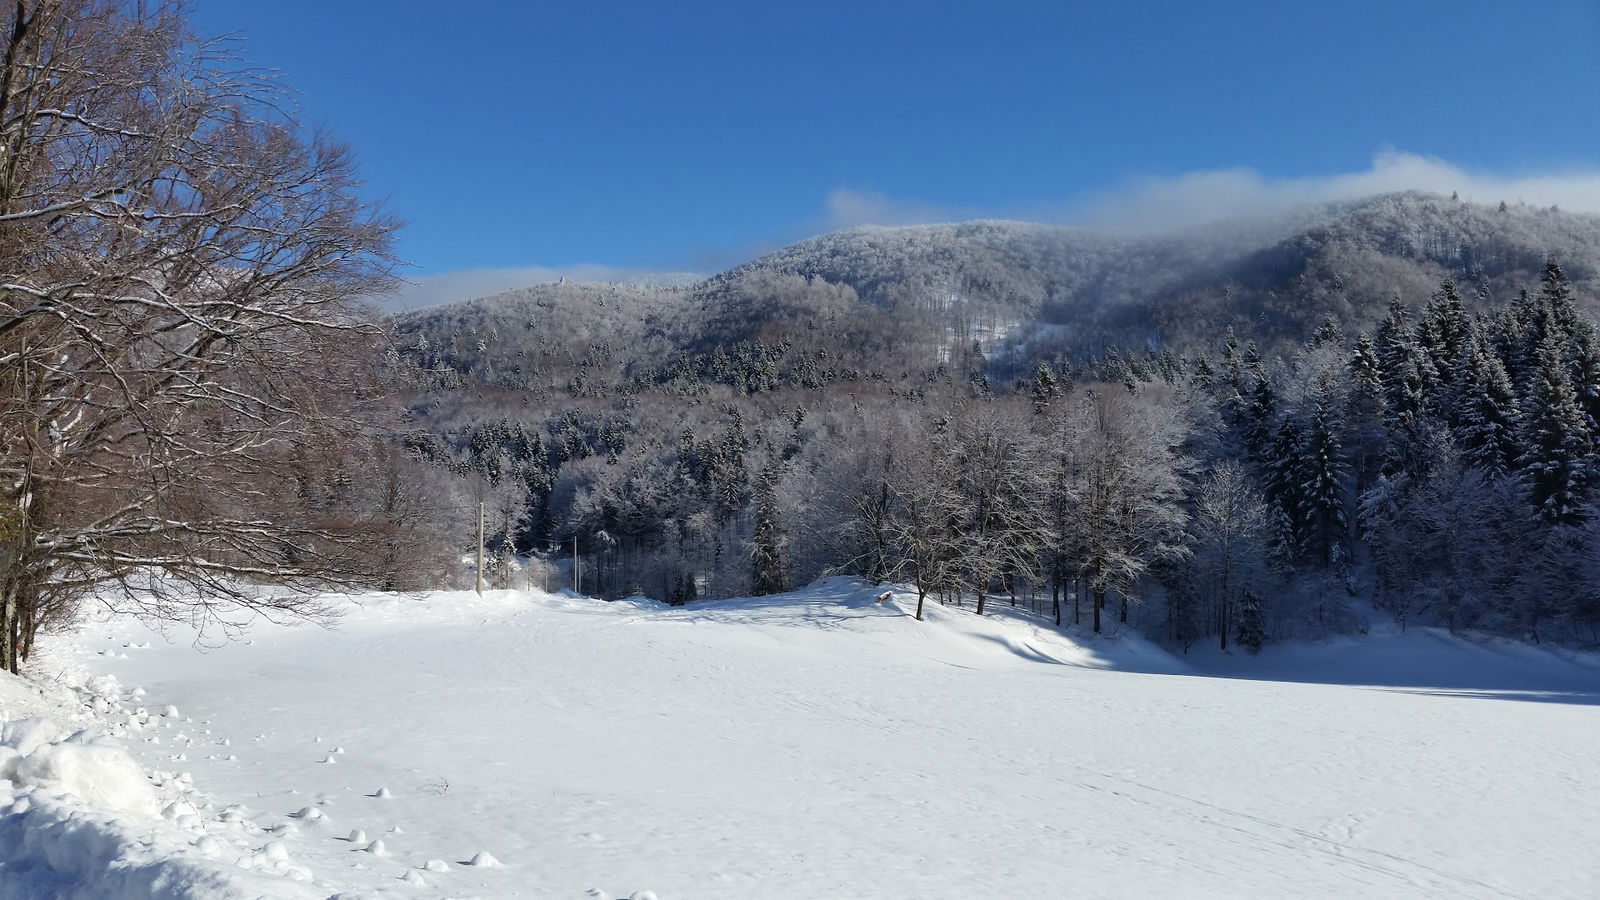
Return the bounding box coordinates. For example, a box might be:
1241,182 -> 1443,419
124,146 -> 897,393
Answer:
475,501 -> 486,596
545,540 -> 558,594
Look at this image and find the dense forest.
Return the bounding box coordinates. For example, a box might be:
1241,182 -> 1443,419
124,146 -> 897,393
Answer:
379,193 -> 1600,649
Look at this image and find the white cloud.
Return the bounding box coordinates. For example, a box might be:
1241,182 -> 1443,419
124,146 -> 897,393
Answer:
371,264 -> 701,313
820,151 -> 1600,234
1072,150 -> 1600,232
824,187 -> 968,229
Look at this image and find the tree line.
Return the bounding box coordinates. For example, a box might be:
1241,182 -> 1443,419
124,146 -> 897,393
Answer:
400,258 -> 1600,651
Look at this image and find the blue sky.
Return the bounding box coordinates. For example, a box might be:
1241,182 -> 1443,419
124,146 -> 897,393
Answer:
195,0 -> 1600,292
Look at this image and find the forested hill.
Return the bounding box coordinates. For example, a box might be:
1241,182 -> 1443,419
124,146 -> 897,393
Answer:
394,192 -> 1600,386
382,190 -> 1600,653
703,192 -> 1600,361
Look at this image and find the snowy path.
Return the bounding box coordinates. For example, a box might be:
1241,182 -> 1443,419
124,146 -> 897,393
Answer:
36,580 -> 1600,898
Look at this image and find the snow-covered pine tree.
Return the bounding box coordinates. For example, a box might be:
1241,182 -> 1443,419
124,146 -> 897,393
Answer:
1241,371 -> 1279,463
1219,328 -> 1246,423
1521,332 -> 1596,525
1419,279 -> 1471,389
1031,361 -> 1059,413
1375,299 -> 1433,429
1567,322 -> 1600,452
1296,389 -> 1349,565
1508,288 -> 1553,398
1262,417 -> 1306,556
1346,333 -> 1389,490
1236,587 -> 1266,653
1455,334 -> 1523,479
1311,315 -> 1344,348
751,463 -> 789,595
1540,257 -> 1582,341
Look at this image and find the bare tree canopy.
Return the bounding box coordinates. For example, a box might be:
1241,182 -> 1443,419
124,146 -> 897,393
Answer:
0,0 -> 401,672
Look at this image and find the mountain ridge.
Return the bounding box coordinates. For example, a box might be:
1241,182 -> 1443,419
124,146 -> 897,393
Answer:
391,191 -> 1600,380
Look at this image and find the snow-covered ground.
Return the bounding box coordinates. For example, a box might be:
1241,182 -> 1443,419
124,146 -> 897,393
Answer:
4,578 -> 1599,898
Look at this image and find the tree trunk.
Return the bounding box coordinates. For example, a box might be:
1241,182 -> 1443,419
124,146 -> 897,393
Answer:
19,595 -> 35,664
1051,574 -> 1061,627
1093,588 -> 1103,633
1119,592 -> 1128,623
915,587 -> 926,622
975,589 -> 986,616
1,584 -> 16,675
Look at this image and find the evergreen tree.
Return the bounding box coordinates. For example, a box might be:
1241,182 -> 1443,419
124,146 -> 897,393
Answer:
1311,315 -> 1343,348
1241,371 -> 1279,463
1521,333 -> 1596,525
1540,257 -> 1582,340
751,462 -> 790,595
1568,323 -> 1600,451
1236,587 -> 1266,653
1455,335 -> 1522,479
1508,288 -> 1549,395
1031,361 -> 1059,414
1374,298 -> 1413,376
1346,333 -> 1389,489
1419,279 -> 1471,388
1296,390 -> 1349,564
1375,299 -> 1433,428
1217,328 -> 1248,428
1262,417 -> 1305,554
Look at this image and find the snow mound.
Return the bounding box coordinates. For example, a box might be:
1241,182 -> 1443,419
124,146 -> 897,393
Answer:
0,711 -> 326,899
1,717 -> 65,757
9,732 -> 159,819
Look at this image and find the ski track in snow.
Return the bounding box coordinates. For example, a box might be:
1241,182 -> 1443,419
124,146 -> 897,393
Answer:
5,577 -> 1599,898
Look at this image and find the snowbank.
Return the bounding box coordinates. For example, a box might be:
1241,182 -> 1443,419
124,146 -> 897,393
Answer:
3,720 -> 159,817
0,673 -> 327,900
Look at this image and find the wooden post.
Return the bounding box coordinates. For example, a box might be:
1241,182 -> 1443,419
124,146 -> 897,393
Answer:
475,501 -> 486,596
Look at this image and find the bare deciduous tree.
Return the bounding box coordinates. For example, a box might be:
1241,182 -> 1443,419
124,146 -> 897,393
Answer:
0,0 -> 401,671
1192,462 -> 1270,650
1063,387 -> 1192,633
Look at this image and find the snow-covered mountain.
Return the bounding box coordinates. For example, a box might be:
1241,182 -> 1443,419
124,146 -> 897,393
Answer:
396,192 -> 1600,385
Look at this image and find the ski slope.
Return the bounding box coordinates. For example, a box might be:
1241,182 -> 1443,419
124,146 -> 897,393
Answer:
5,578 -> 1599,898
